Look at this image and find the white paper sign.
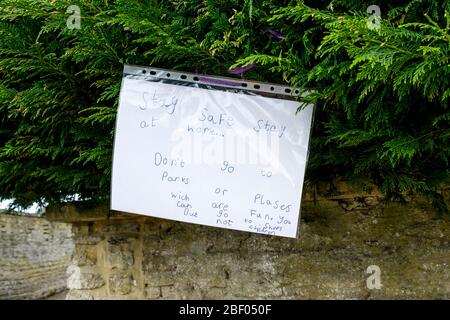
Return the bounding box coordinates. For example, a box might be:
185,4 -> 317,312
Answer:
112,73 -> 313,238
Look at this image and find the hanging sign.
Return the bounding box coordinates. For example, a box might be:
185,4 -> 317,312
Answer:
111,65 -> 314,238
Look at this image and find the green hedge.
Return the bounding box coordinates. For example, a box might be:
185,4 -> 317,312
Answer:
0,0 -> 449,211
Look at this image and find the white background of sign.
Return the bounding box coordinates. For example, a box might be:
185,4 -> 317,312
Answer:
112,77 -> 313,238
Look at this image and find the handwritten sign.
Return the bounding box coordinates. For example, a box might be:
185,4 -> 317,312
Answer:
111,67 -> 314,238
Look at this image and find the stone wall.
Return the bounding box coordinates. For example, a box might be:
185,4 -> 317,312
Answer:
0,214 -> 74,299
46,183 -> 450,300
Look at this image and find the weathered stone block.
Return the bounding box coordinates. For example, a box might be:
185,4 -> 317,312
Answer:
144,285 -> 161,299
109,273 -> 133,296
67,266 -> 105,290
99,222 -> 140,234
107,243 -> 134,270
74,234 -> 103,245
160,285 -> 175,299
66,289 -> 94,300
144,271 -> 174,287
72,245 -> 97,266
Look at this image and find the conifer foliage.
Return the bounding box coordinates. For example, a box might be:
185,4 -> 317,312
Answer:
0,1 -> 448,211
